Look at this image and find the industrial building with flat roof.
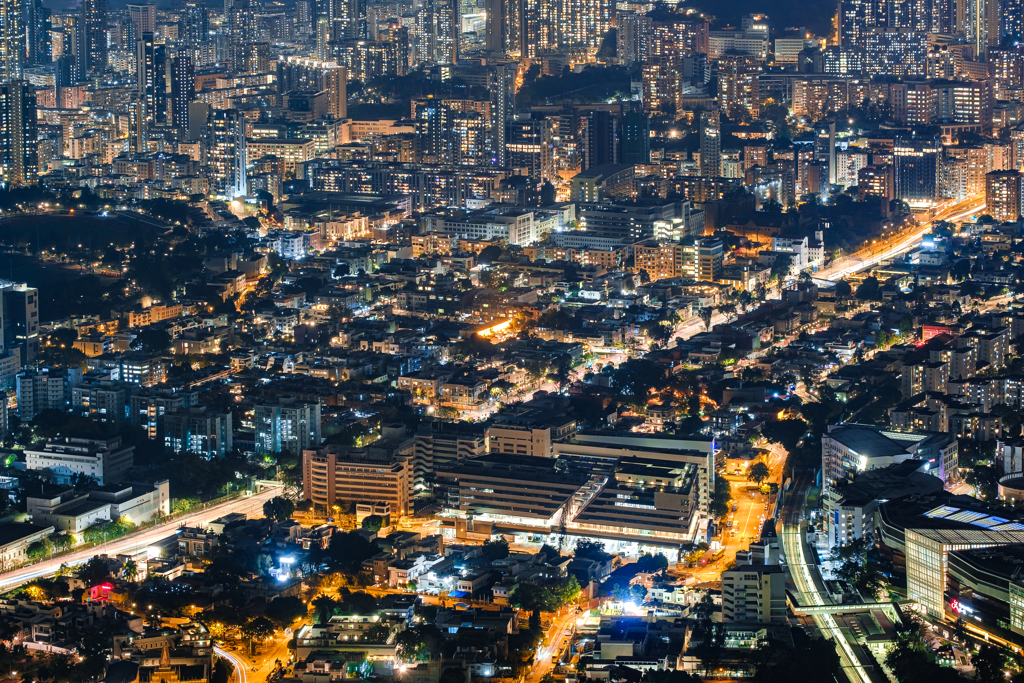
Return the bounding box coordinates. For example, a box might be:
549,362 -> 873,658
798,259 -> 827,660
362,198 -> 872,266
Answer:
876,493 -> 1024,618
822,423 -> 958,497
436,448 -> 706,560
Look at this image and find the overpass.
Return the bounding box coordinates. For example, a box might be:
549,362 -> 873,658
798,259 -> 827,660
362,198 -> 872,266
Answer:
788,598 -> 916,616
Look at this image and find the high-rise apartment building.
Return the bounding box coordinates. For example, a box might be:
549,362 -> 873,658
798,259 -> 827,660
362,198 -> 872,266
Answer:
17,366 -> 80,418
863,28 -> 927,77
254,397 -> 321,455
136,32 -> 165,125
616,12 -> 651,66
126,1 -> 154,44
209,109 -> 247,198
0,0 -> 22,80
170,52 -> 194,136
79,0 -> 106,75
488,62 -> 515,166
163,407 -> 233,458
699,109 -> 721,178
857,164 -> 895,201
894,136 -> 942,205
716,54 -> 761,118
582,110 -> 619,170
276,56 -> 348,119
621,111 -> 650,166
633,236 -> 723,283
302,444 -> 411,515
0,81 -> 37,187
181,1 -> 208,48
484,0 -> 514,55
991,47 -> 1024,101
23,0 -> 51,67
986,170 -> 1023,222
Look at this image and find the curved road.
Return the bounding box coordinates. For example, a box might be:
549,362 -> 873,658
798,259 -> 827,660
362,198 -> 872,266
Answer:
0,486 -> 282,591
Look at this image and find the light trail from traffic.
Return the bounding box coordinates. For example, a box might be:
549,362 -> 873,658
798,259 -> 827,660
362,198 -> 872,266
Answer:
0,486 -> 282,591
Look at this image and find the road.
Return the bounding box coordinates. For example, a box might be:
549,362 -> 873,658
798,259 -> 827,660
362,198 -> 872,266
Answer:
817,195 -> 985,282
667,196 -> 986,344
525,608 -> 578,683
780,472 -> 878,683
0,485 -> 283,591
217,631 -> 293,683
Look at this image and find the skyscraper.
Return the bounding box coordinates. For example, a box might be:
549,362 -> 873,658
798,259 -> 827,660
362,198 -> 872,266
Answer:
0,281 -> 39,363
23,0 -> 50,66
226,0 -> 259,45
484,0 -> 510,54
0,0 -> 23,81
699,109 -> 721,178
128,93 -> 145,152
863,27 -> 927,76
136,32 -> 166,125
209,109 -> 247,198
488,62 -> 515,165
717,54 -> 761,118
986,170 -> 1023,221
0,81 -> 37,187
429,0 -> 458,64
617,12 -> 652,66
126,1 -> 154,45
79,0 -> 107,75
181,1 -> 208,48
170,52 -> 194,137
620,111 -> 650,166
276,56 -> 347,118
1002,0 -> 1023,41
582,110 -> 619,170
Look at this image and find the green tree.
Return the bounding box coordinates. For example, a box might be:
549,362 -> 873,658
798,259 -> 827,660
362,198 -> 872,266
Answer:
856,276 -> 881,300
27,538 -> 52,561
240,616 -> 274,654
971,644 -> 1006,683
211,658 -> 232,683
698,306 -> 713,331
395,624 -> 445,662
262,496 -> 295,522
173,497 -> 200,514
263,596 -> 306,626
510,582 -> 557,629
692,592 -> 725,671
364,622 -> 392,642
361,514 -> 384,532
78,557 -> 110,587
131,329 -> 172,355
311,595 -> 338,624
481,537 -> 510,560
884,616 -> 962,683
634,553 -> 669,573
748,462 -> 771,486
574,540 -> 608,560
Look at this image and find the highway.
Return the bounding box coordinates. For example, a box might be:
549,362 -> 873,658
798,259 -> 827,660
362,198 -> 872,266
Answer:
669,195 -> 986,344
817,195 -> 986,282
0,485 -> 283,591
780,472 -> 879,683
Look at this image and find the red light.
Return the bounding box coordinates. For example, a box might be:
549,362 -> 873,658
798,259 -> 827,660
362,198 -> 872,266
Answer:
100,584 -> 113,590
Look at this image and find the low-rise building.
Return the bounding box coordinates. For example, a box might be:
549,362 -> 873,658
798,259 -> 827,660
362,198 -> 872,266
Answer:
25,436 -> 135,485
27,480 -> 170,535
721,565 -> 786,624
